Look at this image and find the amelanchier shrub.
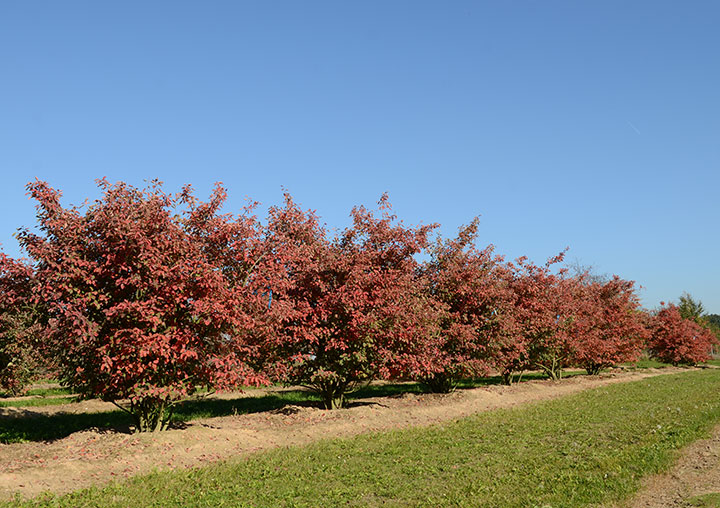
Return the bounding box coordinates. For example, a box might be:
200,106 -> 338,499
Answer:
263,194 -> 435,409
0,253 -> 45,395
0,179 -> 715,428
503,252 -> 577,381
649,303 -> 718,365
569,276 -> 649,375
410,219 -> 517,392
15,180 -> 272,431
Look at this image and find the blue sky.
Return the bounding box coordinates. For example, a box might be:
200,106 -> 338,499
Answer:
1,1 -> 718,312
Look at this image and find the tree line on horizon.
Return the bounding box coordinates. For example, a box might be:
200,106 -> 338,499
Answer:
0,179 -> 717,432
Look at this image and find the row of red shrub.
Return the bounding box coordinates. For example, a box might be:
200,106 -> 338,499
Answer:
0,180 -> 716,431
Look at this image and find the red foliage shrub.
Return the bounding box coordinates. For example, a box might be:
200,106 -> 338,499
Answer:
570,276 -> 648,374
16,179 -> 270,431
264,194 -> 435,408
410,220 -> 517,392
504,253 -> 575,381
4,176 -> 706,420
649,303 -> 717,365
0,254 -> 45,395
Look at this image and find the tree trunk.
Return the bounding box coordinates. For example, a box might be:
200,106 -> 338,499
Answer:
317,381 -> 347,410
538,353 -> 563,380
131,398 -> 172,432
585,364 -> 602,375
322,392 -> 344,410
423,373 -> 457,393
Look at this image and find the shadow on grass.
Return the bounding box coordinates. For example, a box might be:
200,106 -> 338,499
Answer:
347,382 -> 425,400
458,370 -> 585,388
0,391 -> 319,444
347,370 -> 586,399
171,391 -> 317,423
1,370 -> 593,444
0,410 -> 133,444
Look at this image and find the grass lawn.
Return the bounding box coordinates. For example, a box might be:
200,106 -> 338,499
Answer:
625,358 -> 672,369
688,493 -> 720,507
0,385 -> 75,405
10,369 -> 720,507
24,386 -> 74,397
0,395 -> 78,408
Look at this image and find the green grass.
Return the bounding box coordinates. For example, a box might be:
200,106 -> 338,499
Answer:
351,369 -> 587,398
621,356 -> 720,370
0,395 -> 78,408
171,391 -> 317,423
12,369 -> 720,507
624,358 -> 672,369
24,386 -> 74,397
623,358 -> 719,370
0,384 -> 74,405
688,493 -> 720,507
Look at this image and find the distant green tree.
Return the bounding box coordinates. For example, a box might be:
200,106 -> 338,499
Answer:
706,314 -> 720,343
677,292 -> 707,325
707,314 -> 720,329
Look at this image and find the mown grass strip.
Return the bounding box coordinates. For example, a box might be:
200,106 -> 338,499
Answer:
626,358 -> 673,369
688,492 -> 720,507
24,386 -> 74,397
12,369 -> 720,508
0,395 -> 78,408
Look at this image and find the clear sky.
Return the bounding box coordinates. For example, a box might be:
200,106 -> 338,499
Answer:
1,1 -> 718,312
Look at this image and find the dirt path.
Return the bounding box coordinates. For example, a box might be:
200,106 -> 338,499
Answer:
618,423 -> 720,507
0,368 -> 696,501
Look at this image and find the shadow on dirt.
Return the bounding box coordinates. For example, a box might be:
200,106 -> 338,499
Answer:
1,392 -> 319,443
1,372 -> 591,444
0,410 -> 133,443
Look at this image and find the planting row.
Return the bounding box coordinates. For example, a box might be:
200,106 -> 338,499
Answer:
0,180 -> 716,431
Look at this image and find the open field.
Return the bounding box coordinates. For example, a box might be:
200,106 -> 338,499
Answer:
2,367 -> 720,506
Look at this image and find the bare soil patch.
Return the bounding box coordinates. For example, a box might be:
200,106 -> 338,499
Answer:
619,423 -> 720,508
0,368 -> 696,501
